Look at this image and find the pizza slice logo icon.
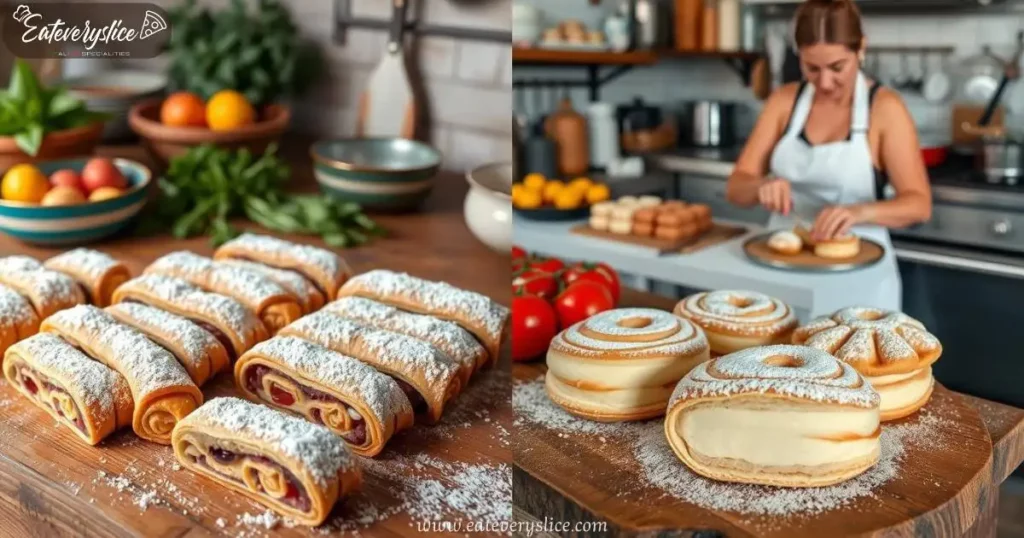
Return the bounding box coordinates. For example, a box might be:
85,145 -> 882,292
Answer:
139,10 -> 167,40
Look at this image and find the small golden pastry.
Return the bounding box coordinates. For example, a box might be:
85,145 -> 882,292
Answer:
280,312 -> 462,424
171,397 -> 362,526
674,290 -> 798,355
633,222 -> 655,237
41,305 -> 203,444
106,302 -> 230,387
665,345 -> 881,487
617,195 -> 640,206
767,231 -> 803,255
145,251 -> 303,334
43,249 -> 131,307
235,336 -> 415,457
633,207 -> 659,224
337,270 -> 510,365
0,262 -> 85,319
325,296 -> 487,380
589,215 -> 610,231
608,220 -> 633,235
662,200 -> 688,211
590,201 -> 616,218
586,30 -> 605,45
213,233 -> 352,301
792,307 -> 942,421
546,308 -> 710,422
0,284 -> 41,360
690,203 -> 712,223
610,204 -> 637,221
655,226 -> 687,241
814,234 -> 861,259
216,259 -> 326,315
4,333 -> 134,445
112,274 -> 268,362
637,195 -> 663,207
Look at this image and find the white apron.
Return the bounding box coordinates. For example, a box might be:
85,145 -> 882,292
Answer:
767,71 -> 902,311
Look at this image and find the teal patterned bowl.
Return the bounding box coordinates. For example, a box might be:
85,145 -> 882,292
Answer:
311,138 -> 442,211
0,158 -> 151,246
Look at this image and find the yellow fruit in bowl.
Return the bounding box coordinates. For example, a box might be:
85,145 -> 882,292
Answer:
554,188 -> 585,210
568,177 -> 594,192
88,187 -> 124,202
542,180 -> 565,204
41,186 -> 87,206
515,189 -> 543,210
1,164 -> 50,204
523,173 -> 546,191
511,184 -> 528,204
206,90 -> 256,131
586,184 -> 611,204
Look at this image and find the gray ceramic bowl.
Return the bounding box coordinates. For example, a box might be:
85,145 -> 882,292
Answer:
65,70 -> 167,142
311,138 -> 442,211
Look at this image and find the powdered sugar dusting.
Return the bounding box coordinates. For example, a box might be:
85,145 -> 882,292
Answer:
0,267 -> 83,314
798,307 -> 943,370
106,302 -> 222,379
0,283 -> 38,334
677,291 -> 796,336
0,255 -> 42,272
218,259 -> 320,311
44,249 -> 122,284
178,397 -> 354,486
146,251 -> 290,309
218,233 -> 350,293
552,308 -> 708,358
245,336 -> 413,426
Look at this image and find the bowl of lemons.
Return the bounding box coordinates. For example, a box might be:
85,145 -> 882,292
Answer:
511,173 -> 611,221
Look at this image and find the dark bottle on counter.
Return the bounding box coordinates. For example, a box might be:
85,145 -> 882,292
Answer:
523,121 -> 558,179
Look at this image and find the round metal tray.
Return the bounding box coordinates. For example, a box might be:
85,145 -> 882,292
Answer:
742,232 -> 886,273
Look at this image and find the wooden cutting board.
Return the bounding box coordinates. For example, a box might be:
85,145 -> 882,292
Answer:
570,223 -> 747,255
357,0 -> 417,139
743,233 -> 885,272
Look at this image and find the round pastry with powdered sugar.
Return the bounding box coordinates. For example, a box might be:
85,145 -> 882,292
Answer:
545,308 -> 710,422
792,306 -> 942,421
674,290 -> 797,355
665,344 -> 881,488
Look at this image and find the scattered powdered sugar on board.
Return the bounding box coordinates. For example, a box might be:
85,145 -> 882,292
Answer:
237,510 -> 281,530
513,377 -> 637,437
422,369 -> 511,444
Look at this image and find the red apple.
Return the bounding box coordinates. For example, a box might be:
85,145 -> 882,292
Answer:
81,158 -> 127,193
49,169 -> 84,191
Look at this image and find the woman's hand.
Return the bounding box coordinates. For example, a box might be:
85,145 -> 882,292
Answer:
757,178 -> 792,215
812,205 -> 868,240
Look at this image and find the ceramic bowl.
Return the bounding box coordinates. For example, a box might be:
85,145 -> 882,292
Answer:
0,158 -> 151,245
311,138 -> 442,211
128,98 -> 290,167
66,70 -> 167,142
465,162 -> 512,253
0,123 -> 105,171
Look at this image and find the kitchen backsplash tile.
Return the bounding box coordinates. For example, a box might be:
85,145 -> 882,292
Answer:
458,41 -> 508,84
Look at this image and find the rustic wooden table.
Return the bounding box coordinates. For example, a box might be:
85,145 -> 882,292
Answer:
513,290 -> 1024,538
0,143 -> 512,537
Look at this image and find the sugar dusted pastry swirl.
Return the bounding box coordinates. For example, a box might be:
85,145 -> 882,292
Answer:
793,307 -> 942,421
0,284 -> 41,359
0,262 -> 86,319
213,233 -> 351,301
44,249 -> 131,307
665,345 -> 881,487
545,308 -> 710,422
674,290 -> 797,355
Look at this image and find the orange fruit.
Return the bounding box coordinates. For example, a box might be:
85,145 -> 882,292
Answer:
1,164 -> 50,204
542,180 -> 565,204
160,92 -> 207,127
523,173 -> 546,192
515,189 -> 543,210
554,188 -> 584,210
206,90 -> 255,131
585,184 -> 611,204
88,187 -> 124,202
568,177 -> 594,192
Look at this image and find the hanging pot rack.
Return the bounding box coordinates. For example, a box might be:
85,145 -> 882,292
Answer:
334,0 -> 512,44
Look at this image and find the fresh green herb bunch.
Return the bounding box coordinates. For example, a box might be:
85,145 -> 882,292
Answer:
145,144 -> 385,248
165,0 -> 322,106
0,60 -> 108,156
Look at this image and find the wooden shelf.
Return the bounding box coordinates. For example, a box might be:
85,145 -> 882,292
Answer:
512,47 -> 657,66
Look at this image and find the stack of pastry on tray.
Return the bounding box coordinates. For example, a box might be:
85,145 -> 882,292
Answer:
0,234 -> 509,525
590,195 -> 713,243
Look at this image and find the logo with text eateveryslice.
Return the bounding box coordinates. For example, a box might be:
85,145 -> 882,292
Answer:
3,3 -> 170,59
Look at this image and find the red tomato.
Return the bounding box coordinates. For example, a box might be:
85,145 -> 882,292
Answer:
511,294 -> 559,362
512,245 -> 527,260
531,257 -> 565,274
554,280 -> 614,328
562,263 -> 621,304
512,268 -> 558,299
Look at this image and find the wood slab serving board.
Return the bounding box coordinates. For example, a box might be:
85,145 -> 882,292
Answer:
571,223 -> 747,255
743,233 -> 885,272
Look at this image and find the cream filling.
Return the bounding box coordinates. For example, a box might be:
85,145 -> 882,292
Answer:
680,403 -> 880,467
546,348 -> 709,391
703,330 -> 788,355
546,371 -> 671,413
866,368 -> 933,413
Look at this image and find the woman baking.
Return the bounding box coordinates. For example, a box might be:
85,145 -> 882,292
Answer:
725,0 -> 932,310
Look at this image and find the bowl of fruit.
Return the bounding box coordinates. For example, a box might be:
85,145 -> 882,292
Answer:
0,157 -> 151,245
128,91 -> 290,167
511,173 -> 611,221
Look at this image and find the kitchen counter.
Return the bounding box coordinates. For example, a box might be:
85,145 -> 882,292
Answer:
649,147 -> 741,177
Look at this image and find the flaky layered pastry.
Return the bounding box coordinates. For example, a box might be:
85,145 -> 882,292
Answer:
674,290 -> 797,355
665,345 -> 881,488
41,305 -> 203,444
793,307 -> 943,421
0,260 -> 86,319
145,251 -> 303,334
4,333 -> 133,445
44,248 -> 131,307
0,284 -> 41,359
325,296 -> 486,383
218,259 -> 325,314
111,274 -> 269,361
172,397 -> 362,526
337,270 -> 509,364
213,233 -> 351,301
546,308 -> 710,422
106,302 -> 230,386
280,311 -> 461,424
236,336 -> 414,457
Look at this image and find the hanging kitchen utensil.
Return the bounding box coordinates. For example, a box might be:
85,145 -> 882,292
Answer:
978,31 -> 1023,127
357,0 -> 417,139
